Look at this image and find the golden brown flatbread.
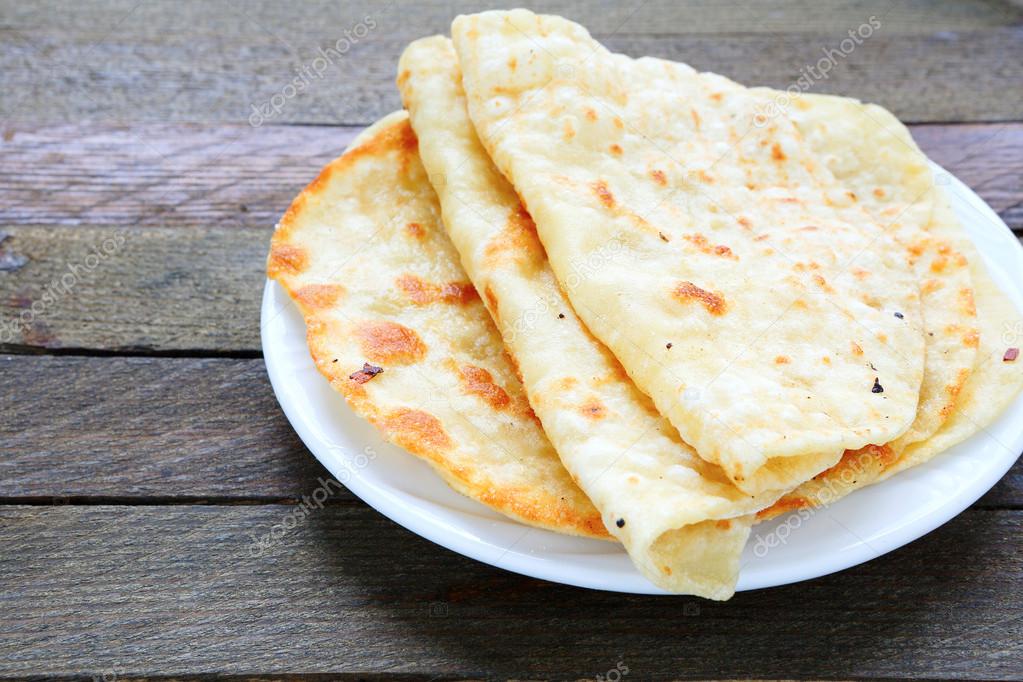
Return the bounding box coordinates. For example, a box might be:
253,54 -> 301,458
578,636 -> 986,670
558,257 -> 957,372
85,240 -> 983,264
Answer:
268,111 -> 608,539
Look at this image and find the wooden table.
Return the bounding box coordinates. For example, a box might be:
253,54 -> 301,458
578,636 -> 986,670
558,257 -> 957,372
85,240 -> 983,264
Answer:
2,1 -> 1021,679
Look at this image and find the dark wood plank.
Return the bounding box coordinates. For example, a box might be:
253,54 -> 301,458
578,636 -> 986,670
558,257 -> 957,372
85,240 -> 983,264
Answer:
0,124 -> 359,230
0,355 -> 332,501
1,1 -> 1020,125
913,123 -> 1023,234
2,123 -> 1020,231
4,0 -> 1020,38
1,123 -> 1020,353
0,505 -> 1020,679
0,225 -> 265,352
2,355 -> 1020,506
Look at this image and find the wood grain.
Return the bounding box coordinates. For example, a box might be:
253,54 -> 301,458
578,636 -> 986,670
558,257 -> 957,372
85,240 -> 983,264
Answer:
0,123 -> 1019,353
0,355 -> 332,501
4,0 -> 1020,38
1,4 -> 1021,679
0,225 -> 266,352
2,355 -> 1019,507
1,505 -> 1021,679
913,123 -> 1023,234
1,1 -> 1020,125
0,124 -> 359,230
2,122 -> 1020,231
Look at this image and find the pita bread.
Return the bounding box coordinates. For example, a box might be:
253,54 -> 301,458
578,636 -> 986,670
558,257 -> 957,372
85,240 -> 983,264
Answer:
399,35 -> 783,599
451,9 -> 926,495
267,111 -> 608,539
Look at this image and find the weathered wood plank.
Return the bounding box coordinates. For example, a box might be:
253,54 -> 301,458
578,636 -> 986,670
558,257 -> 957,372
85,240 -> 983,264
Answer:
4,0 -> 1019,38
1,1 -> 1020,124
2,123 -> 1020,231
0,124 -> 359,230
0,355 -> 332,500
0,225 -> 266,352
2,355 -> 1020,506
913,123 -> 1023,234
1,125 -> 1020,353
0,505 -> 1020,679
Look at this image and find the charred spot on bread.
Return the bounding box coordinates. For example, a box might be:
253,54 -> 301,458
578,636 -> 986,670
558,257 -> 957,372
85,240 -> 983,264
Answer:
458,364 -> 512,410
672,281 -> 727,315
354,320 -> 427,364
396,273 -> 478,305
349,362 -> 384,384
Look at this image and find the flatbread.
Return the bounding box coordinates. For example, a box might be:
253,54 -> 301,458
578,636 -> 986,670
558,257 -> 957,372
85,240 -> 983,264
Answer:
785,94 -> 977,451
758,95 -> 985,517
452,9 -> 927,495
267,111 -> 608,539
762,243 -> 1022,517
399,35 -> 783,599
890,259 -> 1023,475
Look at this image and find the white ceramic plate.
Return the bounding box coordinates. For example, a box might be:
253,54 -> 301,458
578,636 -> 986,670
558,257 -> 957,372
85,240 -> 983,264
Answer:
261,165 -> 1023,594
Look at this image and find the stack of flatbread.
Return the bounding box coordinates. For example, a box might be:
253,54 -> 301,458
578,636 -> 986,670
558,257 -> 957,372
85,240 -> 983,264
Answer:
268,10 -> 1023,599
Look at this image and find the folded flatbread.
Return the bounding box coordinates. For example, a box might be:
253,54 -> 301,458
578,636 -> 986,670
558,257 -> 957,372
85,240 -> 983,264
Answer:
398,35 -> 788,599
758,95 -> 1018,515
268,111 -> 608,539
786,94 -> 977,452
451,10 -> 927,495
763,248 -> 1021,517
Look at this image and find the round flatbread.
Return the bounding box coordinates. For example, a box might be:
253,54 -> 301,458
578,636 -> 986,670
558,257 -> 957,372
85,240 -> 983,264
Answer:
267,111 -> 608,539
